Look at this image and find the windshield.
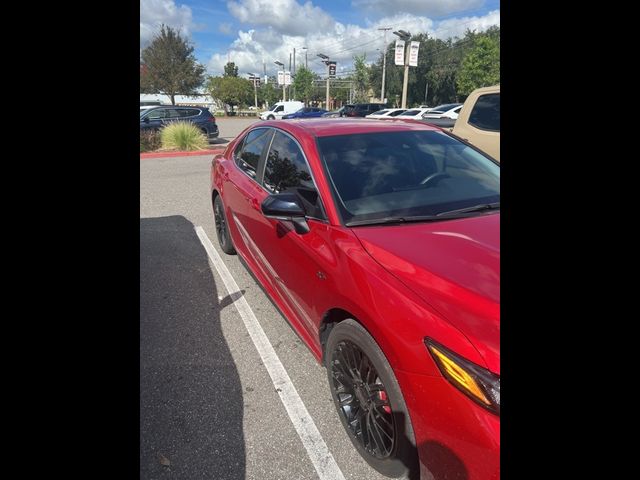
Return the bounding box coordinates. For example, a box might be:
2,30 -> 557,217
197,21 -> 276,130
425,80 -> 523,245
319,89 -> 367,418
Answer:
431,104 -> 460,112
317,130 -> 499,225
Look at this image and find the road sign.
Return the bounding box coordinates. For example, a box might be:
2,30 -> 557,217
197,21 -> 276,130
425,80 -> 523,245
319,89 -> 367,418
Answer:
284,71 -> 291,85
277,71 -> 284,85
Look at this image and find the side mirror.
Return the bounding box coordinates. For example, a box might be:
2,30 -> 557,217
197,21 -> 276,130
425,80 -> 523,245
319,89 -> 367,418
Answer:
261,192 -> 310,234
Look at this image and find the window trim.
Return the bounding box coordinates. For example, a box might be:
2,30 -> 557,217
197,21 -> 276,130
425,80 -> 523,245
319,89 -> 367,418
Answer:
260,127 -> 329,223
234,127 -> 274,184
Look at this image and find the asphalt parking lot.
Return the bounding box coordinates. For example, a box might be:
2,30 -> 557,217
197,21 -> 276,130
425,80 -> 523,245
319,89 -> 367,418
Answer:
208,117 -> 261,147
140,151 -> 393,479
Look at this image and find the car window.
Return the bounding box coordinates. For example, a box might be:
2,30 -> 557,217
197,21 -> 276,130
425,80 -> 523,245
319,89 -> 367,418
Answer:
235,128 -> 272,180
146,108 -> 167,120
263,131 -> 325,219
468,94 -> 500,132
178,108 -> 200,117
388,110 -> 406,116
400,110 -> 420,116
317,130 -> 499,225
275,105 -> 284,112
165,109 -> 181,118
453,106 -> 462,113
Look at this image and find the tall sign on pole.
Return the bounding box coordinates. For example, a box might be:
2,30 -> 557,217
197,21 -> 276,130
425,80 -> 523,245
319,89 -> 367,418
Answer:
409,41 -> 420,67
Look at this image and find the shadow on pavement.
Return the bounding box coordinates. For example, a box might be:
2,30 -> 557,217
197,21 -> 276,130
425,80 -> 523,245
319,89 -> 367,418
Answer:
140,216 -> 245,480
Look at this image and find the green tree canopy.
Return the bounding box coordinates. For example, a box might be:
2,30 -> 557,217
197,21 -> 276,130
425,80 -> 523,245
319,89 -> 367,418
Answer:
292,67 -> 314,104
140,25 -> 205,105
207,76 -> 253,111
224,62 -> 239,77
259,80 -> 282,107
352,54 -> 370,103
456,35 -> 500,95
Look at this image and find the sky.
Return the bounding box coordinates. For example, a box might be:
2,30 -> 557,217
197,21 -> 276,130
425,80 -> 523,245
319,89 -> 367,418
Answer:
140,0 -> 500,78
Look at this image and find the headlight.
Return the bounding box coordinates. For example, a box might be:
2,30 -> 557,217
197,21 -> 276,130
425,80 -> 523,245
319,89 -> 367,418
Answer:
425,338 -> 500,415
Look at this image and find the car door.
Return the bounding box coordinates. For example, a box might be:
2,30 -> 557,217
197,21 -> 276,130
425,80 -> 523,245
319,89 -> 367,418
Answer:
250,130 -> 333,338
224,128 -> 277,284
141,107 -> 168,130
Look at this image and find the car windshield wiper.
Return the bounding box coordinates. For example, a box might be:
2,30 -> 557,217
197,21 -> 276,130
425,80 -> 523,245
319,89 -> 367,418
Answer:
436,202 -> 500,217
346,203 -> 500,227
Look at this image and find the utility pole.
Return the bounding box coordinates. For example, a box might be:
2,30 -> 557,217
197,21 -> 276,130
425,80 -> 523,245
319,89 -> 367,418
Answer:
318,53 -> 330,110
293,48 -> 296,100
393,30 -> 411,108
378,27 -> 391,103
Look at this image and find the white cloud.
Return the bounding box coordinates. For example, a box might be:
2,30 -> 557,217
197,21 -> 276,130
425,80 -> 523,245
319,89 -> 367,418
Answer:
206,5 -> 499,77
140,0 -> 194,47
219,22 -> 233,35
432,9 -> 500,39
352,0 -> 484,18
227,0 -> 335,36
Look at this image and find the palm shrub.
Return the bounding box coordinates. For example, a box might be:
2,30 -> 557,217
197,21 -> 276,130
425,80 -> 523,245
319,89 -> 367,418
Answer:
160,122 -> 209,151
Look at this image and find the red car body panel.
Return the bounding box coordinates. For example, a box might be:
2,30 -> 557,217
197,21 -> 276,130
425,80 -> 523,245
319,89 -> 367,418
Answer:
211,119 -> 499,479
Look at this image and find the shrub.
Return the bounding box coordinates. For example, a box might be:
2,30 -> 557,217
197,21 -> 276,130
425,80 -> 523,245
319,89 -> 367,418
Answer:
160,122 -> 209,151
140,129 -> 161,152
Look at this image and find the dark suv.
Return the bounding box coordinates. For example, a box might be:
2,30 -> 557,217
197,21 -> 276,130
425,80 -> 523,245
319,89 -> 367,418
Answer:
343,103 -> 388,117
140,106 -> 219,141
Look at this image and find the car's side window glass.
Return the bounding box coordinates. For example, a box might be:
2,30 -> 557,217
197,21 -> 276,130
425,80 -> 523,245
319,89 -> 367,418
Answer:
179,109 -> 199,117
147,108 -> 166,120
235,128 -> 272,180
275,106 -> 284,112
166,109 -> 181,119
468,93 -> 500,132
263,131 -> 325,219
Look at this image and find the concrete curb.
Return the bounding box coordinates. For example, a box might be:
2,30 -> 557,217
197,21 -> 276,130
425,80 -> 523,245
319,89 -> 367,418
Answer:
141,148 -> 225,159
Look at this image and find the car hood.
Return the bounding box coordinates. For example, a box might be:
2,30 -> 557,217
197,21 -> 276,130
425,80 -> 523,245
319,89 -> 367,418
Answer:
352,213 -> 500,373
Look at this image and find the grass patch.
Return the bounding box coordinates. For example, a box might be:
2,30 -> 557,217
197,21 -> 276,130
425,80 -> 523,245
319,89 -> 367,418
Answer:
160,122 -> 209,151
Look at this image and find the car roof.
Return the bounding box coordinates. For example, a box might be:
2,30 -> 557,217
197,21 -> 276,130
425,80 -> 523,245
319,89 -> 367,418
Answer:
257,118 -> 442,138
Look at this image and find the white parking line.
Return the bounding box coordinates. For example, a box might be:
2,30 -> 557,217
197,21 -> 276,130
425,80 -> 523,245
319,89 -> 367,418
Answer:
195,226 -> 346,480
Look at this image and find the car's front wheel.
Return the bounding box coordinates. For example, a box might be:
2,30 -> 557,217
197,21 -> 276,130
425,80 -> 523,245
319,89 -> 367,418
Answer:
213,195 -> 236,255
267,115 -> 275,120
325,319 -> 418,478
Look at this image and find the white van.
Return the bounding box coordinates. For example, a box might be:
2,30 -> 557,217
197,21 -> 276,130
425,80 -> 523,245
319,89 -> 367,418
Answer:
260,101 -> 304,120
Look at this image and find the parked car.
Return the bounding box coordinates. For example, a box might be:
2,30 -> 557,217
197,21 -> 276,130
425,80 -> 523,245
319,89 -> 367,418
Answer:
321,106 -> 347,118
260,101 -> 305,120
282,107 -> 328,119
396,107 -> 433,119
422,103 -> 463,119
140,106 -> 219,141
211,118 -> 500,480
452,85 -> 500,161
365,108 -> 407,119
343,103 -> 388,117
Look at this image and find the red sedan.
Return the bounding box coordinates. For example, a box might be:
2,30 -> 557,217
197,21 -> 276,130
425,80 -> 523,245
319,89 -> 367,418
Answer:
210,118 -> 500,479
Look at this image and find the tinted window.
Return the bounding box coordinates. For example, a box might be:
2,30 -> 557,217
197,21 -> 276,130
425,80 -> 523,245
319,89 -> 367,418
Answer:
400,110 -> 420,116
388,110 -> 406,116
146,108 -> 167,120
236,128 -> 272,179
317,130 -> 499,225
275,105 -> 284,112
178,108 -> 201,117
468,94 -> 500,131
264,131 -> 324,219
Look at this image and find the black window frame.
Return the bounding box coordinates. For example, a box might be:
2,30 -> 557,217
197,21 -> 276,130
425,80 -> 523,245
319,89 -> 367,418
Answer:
260,128 -> 328,222
233,127 -> 274,184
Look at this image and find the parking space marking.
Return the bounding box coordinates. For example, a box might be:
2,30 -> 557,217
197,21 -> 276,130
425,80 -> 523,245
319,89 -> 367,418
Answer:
195,226 -> 346,480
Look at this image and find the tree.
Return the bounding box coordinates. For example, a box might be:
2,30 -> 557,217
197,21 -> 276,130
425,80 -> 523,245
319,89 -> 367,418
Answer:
352,54 -> 370,102
259,80 -> 281,108
292,67 -> 314,104
140,25 -> 205,105
456,35 -> 500,95
224,62 -> 239,77
207,76 -> 253,112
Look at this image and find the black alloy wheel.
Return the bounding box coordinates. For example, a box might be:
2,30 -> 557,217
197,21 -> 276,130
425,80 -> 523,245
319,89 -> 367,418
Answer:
326,319 -> 418,478
213,195 -> 236,255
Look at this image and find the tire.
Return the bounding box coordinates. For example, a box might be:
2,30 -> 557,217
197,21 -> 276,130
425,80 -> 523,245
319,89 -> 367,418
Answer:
213,195 -> 236,255
325,319 -> 418,479
267,115 -> 275,120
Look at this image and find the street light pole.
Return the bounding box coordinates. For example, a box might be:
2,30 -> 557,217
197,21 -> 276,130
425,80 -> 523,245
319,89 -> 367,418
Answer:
248,73 -> 258,110
274,61 -> 285,101
318,53 -> 330,110
378,27 -> 391,103
393,30 -> 411,109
